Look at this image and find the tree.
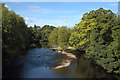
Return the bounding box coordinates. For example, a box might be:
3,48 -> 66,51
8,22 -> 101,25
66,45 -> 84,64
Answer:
58,26 -> 71,50
48,28 -> 58,47
2,3 -> 29,65
40,25 -> 55,48
84,8 -> 120,74
29,25 -> 41,48
69,15 -> 95,51
69,8 -> 120,74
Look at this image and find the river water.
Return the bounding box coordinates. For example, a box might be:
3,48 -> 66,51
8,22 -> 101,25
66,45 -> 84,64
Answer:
3,48 -> 120,79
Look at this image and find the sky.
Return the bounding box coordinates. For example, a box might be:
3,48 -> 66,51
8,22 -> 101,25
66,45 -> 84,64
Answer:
3,2 -> 118,27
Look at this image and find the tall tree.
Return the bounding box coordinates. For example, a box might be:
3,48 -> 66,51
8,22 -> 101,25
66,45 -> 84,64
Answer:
29,25 -> 41,48
58,26 -> 71,50
2,3 -> 29,65
84,8 -> 120,74
48,28 -> 58,47
40,25 -> 55,48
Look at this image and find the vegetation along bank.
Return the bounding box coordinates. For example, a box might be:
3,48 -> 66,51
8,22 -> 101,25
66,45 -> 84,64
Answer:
2,3 -> 120,75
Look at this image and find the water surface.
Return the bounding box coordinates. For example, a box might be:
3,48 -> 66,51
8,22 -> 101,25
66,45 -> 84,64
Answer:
4,48 -> 120,79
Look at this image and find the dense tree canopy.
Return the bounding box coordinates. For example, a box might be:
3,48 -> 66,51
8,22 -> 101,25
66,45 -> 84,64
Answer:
48,28 -> 58,47
2,3 -> 29,65
69,20 -> 92,50
48,26 -> 71,50
58,26 -> 71,50
69,8 -> 120,74
40,25 -> 55,48
85,8 -> 120,74
28,25 -> 41,48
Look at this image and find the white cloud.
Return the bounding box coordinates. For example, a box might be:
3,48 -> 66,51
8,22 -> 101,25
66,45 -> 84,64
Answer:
63,19 -> 68,22
24,17 -> 32,22
30,6 -> 40,9
109,3 -> 118,6
4,5 -> 9,8
4,5 -> 11,11
26,14 -> 82,27
27,16 -> 81,27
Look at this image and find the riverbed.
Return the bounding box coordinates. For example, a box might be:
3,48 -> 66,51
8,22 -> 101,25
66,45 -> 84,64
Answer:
3,48 -> 120,79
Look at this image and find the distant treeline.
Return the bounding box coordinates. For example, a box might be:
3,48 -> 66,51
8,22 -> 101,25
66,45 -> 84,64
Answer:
2,3 -> 120,74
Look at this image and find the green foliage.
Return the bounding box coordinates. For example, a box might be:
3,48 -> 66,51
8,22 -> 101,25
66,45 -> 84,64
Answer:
69,8 -> 120,74
2,2 -> 120,75
28,25 -> 55,48
40,25 -> 55,48
48,26 -> 71,50
84,8 -> 120,74
28,25 -> 41,48
2,3 -> 29,65
69,15 -> 95,51
58,26 -> 71,50
48,28 -> 58,47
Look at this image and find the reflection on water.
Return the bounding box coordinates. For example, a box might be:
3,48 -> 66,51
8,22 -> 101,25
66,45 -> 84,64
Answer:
3,48 -> 120,79
52,56 -> 115,78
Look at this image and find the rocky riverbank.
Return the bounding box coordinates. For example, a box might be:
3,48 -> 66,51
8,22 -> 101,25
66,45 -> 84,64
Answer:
50,48 -> 76,69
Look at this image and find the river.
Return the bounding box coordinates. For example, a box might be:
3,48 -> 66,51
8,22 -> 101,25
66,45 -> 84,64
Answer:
3,48 -> 120,79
